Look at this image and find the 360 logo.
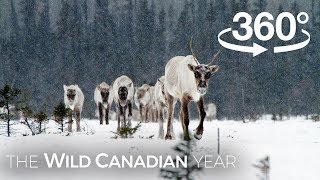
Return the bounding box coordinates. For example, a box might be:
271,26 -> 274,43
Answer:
218,12 -> 310,57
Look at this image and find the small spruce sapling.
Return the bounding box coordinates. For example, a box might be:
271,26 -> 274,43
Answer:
253,156 -> 270,180
0,83 -> 21,137
111,122 -> 141,138
53,102 -> 68,133
20,106 -> 35,135
310,114 -> 320,122
34,111 -> 47,134
271,113 -> 277,121
160,134 -> 203,180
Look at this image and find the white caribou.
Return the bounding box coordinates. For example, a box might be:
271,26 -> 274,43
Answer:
112,75 -> 134,130
63,84 -> 84,132
164,41 -> 220,140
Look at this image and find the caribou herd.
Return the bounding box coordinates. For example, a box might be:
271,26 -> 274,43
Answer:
63,41 -> 220,140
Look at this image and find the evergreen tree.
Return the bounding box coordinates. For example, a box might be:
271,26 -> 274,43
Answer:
252,0 -> 267,17
20,106 -> 35,135
34,111 -> 47,134
160,135 -> 203,180
0,83 -> 21,137
111,122 -> 141,139
116,0 -> 136,81
53,102 -> 68,133
20,0 -> 37,89
2,0 -> 21,84
169,0 -> 193,57
153,8 -> 166,77
135,0 -> 157,84
92,0 -> 117,82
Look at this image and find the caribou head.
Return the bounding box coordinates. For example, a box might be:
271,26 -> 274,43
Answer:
187,39 -> 220,95
118,83 -> 132,106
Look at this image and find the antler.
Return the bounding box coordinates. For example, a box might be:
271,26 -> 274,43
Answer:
189,38 -> 199,65
207,50 -> 221,66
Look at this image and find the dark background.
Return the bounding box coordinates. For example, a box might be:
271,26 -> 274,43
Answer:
0,0 -> 319,119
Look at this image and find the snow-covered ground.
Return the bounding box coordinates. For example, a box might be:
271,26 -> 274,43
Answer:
0,116 -> 319,180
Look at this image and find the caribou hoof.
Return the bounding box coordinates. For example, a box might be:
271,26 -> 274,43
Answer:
193,129 -> 203,140
165,134 -> 173,140
158,130 -> 164,139
194,133 -> 202,140
127,122 -> 132,128
184,135 -> 191,141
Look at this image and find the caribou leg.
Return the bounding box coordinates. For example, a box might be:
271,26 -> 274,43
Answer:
98,103 -> 103,125
145,106 -> 149,123
194,97 -> 206,140
155,109 -> 159,123
139,104 -> 143,122
127,100 -> 132,127
105,106 -> 109,125
181,95 -> 191,141
67,109 -> 73,132
165,94 -> 175,140
117,102 -> 121,131
158,108 -> 164,139
122,105 -> 127,128
75,109 -> 81,132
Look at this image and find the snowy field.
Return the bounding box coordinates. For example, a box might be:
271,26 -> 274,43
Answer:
0,116 -> 319,180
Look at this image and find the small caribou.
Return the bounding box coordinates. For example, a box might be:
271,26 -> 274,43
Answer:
63,84 -> 84,132
205,103 -> 217,121
148,86 -> 158,122
134,84 -> 152,122
113,75 -> 134,130
154,76 -> 168,139
164,40 -> 220,140
94,82 -> 113,125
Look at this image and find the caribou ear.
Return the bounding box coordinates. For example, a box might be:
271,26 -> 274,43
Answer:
75,84 -> 79,89
187,64 -> 196,72
63,85 -> 67,92
210,65 -> 219,73
97,85 -> 102,91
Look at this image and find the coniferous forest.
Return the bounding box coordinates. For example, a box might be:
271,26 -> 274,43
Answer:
0,0 -> 319,119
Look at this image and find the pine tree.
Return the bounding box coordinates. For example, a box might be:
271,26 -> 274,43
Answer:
169,0 -> 193,57
153,8 -> 166,77
20,0 -> 37,90
116,0 -> 136,81
92,0 -> 117,83
160,135 -> 203,180
135,0 -> 157,84
111,122 -> 141,139
53,102 -> 68,133
252,0 -> 267,17
0,83 -> 21,137
34,111 -> 47,134
2,0 -> 21,84
20,106 -> 35,135
253,156 -> 270,180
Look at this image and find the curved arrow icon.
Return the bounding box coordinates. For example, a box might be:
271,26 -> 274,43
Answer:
218,28 -> 268,57
274,29 -> 310,53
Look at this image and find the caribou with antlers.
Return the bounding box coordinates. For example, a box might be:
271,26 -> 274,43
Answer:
164,39 -> 220,140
